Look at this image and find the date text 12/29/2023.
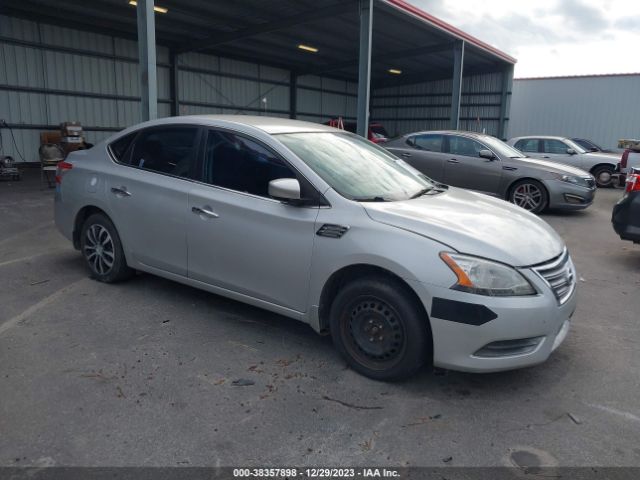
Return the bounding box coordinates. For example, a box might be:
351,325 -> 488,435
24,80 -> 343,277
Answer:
233,468 -> 401,478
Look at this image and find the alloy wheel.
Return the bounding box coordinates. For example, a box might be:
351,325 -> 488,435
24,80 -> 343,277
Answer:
84,224 -> 115,275
512,183 -> 543,211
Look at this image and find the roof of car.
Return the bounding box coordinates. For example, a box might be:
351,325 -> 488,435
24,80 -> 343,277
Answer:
404,130 -> 493,139
135,115 -> 338,135
510,135 -> 570,141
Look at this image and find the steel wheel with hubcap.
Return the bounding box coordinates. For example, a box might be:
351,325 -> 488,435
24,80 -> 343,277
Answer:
592,165 -> 615,188
509,179 -> 548,214
329,276 -> 431,381
345,297 -> 406,369
80,213 -> 134,283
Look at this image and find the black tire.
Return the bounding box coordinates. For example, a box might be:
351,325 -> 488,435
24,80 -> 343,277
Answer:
591,165 -> 615,188
329,276 -> 431,381
80,213 -> 134,283
509,179 -> 549,214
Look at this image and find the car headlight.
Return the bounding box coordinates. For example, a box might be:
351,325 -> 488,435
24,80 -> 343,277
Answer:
439,252 -> 536,297
550,172 -> 589,187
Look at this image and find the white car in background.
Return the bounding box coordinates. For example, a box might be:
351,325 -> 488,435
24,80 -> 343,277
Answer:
507,136 -> 621,187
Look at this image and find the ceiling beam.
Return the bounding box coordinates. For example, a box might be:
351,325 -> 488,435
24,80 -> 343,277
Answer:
176,1 -> 357,54
298,41 -> 454,77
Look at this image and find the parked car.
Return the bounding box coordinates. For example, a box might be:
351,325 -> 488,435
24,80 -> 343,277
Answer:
384,130 -> 596,213
324,119 -> 389,144
620,145 -> 640,175
55,116 -> 576,380
571,138 -> 614,153
507,136 -> 621,187
612,169 -> 640,244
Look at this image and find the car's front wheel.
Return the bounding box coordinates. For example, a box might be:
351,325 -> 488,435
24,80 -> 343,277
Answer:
592,165 -> 615,187
80,213 -> 134,283
329,276 -> 431,381
509,179 -> 549,214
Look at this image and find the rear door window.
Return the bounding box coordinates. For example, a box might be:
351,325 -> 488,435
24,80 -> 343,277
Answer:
410,134 -> 444,152
129,127 -> 201,179
515,139 -> 539,153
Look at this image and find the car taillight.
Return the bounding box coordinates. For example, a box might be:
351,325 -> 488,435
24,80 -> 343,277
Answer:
625,173 -> 640,193
621,149 -> 629,169
55,160 -> 73,184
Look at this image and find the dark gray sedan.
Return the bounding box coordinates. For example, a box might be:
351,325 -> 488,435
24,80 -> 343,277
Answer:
384,130 -> 596,213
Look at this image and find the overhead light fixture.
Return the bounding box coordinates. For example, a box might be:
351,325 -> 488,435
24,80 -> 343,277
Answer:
129,0 -> 168,14
388,69 -> 402,75
298,44 -> 319,53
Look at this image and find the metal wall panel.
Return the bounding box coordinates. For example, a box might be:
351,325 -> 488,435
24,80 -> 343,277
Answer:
509,75 -> 640,149
371,72 -> 506,137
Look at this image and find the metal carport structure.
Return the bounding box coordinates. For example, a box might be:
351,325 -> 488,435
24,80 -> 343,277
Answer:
0,0 -> 516,162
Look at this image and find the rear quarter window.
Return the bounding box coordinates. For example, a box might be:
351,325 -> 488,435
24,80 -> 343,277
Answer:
109,132 -> 137,163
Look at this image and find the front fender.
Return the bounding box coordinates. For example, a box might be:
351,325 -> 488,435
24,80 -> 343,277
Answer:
305,206 -> 457,331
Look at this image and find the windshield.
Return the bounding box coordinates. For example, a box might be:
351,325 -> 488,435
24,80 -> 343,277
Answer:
277,132 -> 435,201
480,135 -> 527,158
564,139 -> 587,154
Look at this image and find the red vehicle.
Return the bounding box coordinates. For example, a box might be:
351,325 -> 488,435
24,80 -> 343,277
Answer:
325,118 -> 390,144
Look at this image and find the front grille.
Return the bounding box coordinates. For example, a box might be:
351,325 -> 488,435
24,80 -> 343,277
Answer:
532,249 -> 576,305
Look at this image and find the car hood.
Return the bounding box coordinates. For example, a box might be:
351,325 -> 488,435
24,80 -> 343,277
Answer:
584,151 -> 621,162
517,157 -> 590,177
363,187 -> 564,267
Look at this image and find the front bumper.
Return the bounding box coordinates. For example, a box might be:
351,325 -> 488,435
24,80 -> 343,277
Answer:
546,180 -> 596,210
410,266 -> 577,373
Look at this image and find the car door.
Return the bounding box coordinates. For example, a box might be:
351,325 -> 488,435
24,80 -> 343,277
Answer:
186,128 -> 320,312
443,135 -> 502,194
541,139 -> 582,168
391,134 -> 448,181
106,125 -> 202,276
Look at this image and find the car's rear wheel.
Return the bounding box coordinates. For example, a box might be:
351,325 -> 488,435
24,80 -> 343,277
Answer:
509,179 -> 548,214
329,276 -> 431,381
592,165 -> 615,187
80,213 -> 134,283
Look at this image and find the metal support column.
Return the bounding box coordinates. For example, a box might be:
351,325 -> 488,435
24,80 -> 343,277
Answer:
450,40 -> 464,130
137,0 -> 157,121
169,51 -> 179,117
356,0 -> 373,138
289,72 -> 297,119
498,64 -> 514,140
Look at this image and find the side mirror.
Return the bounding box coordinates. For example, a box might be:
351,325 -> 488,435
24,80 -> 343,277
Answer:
479,149 -> 495,160
269,178 -> 301,202
566,148 -> 576,155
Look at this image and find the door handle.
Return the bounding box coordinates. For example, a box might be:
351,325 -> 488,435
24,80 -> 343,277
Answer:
401,152 -> 412,157
192,206 -> 219,218
447,158 -> 460,164
542,155 -> 550,159
111,186 -> 131,197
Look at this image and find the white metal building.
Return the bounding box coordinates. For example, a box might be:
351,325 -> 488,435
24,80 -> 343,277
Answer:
0,0 -> 516,163
508,73 -> 640,149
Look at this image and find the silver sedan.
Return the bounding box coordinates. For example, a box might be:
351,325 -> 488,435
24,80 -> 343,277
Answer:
55,116 -> 576,380
384,130 -> 596,214
507,135 -> 621,187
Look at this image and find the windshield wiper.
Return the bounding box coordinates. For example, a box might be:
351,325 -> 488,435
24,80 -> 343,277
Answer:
355,196 -> 388,202
410,186 -> 435,198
